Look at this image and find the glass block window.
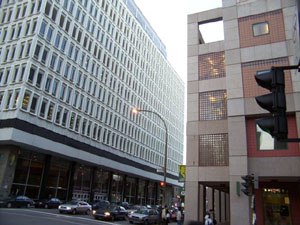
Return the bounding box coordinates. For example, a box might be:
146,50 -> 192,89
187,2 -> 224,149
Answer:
199,134 -> 229,166
199,52 -> 225,80
199,90 -> 227,120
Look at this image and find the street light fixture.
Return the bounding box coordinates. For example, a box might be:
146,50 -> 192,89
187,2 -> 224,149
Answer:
132,108 -> 168,206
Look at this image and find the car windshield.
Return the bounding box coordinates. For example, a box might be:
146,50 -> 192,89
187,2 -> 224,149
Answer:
136,209 -> 149,215
66,201 -> 78,205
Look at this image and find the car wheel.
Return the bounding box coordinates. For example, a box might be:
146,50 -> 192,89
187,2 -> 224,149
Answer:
7,203 -> 12,208
111,215 -> 115,221
72,209 -> 77,215
144,220 -> 149,225
129,221 -> 133,224
59,211 -> 63,214
44,204 -> 48,209
85,209 -> 91,215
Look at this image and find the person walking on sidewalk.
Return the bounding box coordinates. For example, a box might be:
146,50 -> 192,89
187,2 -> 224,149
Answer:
176,207 -> 183,225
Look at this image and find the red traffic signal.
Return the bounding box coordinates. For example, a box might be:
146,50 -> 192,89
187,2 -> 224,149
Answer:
160,181 -> 165,187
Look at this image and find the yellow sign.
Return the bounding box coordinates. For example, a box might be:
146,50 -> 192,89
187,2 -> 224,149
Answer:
178,165 -> 186,182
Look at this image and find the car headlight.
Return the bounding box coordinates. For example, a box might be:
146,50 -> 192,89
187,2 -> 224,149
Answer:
104,212 -> 111,216
92,210 -> 96,215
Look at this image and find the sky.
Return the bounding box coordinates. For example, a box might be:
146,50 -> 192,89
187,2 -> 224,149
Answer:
133,0 -> 223,82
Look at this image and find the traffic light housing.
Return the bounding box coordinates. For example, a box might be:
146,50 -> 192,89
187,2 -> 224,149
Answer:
160,181 -> 165,187
241,175 -> 254,196
255,67 -> 287,140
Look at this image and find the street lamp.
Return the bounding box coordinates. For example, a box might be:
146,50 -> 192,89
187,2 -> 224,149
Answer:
132,108 -> 168,206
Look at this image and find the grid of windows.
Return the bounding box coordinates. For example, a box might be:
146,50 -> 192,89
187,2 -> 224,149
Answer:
199,134 -> 229,166
0,0 -> 185,174
199,90 -> 227,120
198,52 -> 225,80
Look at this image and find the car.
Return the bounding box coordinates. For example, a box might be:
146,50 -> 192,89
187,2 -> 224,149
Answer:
35,198 -> 63,209
58,200 -> 91,215
93,205 -> 128,221
127,205 -> 148,215
127,208 -> 160,225
91,200 -> 110,210
5,196 -> 35,208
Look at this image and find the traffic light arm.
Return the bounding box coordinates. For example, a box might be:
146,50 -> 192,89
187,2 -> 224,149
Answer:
272,65 -> 299,71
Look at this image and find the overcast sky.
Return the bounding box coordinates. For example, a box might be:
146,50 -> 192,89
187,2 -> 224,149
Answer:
133,0 -> 222,82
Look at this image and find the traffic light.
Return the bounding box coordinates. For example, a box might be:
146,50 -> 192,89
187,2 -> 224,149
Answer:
255,67 -> 287,140
160,181 -> 165,187
241,175 -> 254,196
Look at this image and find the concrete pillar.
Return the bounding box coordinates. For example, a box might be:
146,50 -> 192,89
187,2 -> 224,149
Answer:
184,181 -> 199,222
0,146 -> 19,198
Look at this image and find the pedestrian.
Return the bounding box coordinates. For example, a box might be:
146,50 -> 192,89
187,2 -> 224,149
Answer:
161,205 -> 169,225
204,213 -> 213,225
176,207 -> 183,225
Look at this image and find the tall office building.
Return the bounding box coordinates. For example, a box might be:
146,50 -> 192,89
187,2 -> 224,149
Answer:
186,0 -> 300,224
0,0 -> 185,204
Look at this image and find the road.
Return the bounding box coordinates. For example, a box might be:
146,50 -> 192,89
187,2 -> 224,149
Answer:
0,208 -> 120,225
0,208 -> 178,225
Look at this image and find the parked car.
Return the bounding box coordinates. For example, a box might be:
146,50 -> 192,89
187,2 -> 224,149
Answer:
58,200 -> 91,215
127,208 -> 160,225
127,205 -> 148,215
93,205 -> 128,221
35,198 -> 63,209
5,196 -> 35,208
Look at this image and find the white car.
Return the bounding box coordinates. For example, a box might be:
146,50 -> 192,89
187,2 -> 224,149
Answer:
128,208 -> 160,225
58,200 -> 91,215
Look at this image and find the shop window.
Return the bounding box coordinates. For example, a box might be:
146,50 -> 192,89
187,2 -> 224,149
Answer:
263,188 -> 291,225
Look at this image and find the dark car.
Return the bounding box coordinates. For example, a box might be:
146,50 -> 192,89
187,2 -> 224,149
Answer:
6,196 -> 35,208
35,198 -> 63,209
93,205 -> 128,221
127,208 -> 160,225
91,200 -> 110,210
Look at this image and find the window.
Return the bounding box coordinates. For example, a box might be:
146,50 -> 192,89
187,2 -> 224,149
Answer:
47,102 -> 55,121
54,33 -> 61,48
256,124 -> 287,150
45,76 -> 53,92
253,22 -> 269,36
39,21 -> 47,37
34,43 -> 42,59
39,98 -> 48,118
36,71 -> 44,88
55,106 -> 63,124
22,90 -> 31,110
46,26 -> 54,42
5,91 -> 13,109
41,48 -> 49,64
45,2 -> 51,16
199,52 -> 226,80
199,90 -> 227,120
28,66 -> 36,84
30,94 -> 39,113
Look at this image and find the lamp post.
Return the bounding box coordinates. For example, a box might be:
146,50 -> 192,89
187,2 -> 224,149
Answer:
132,108 -> 168,206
